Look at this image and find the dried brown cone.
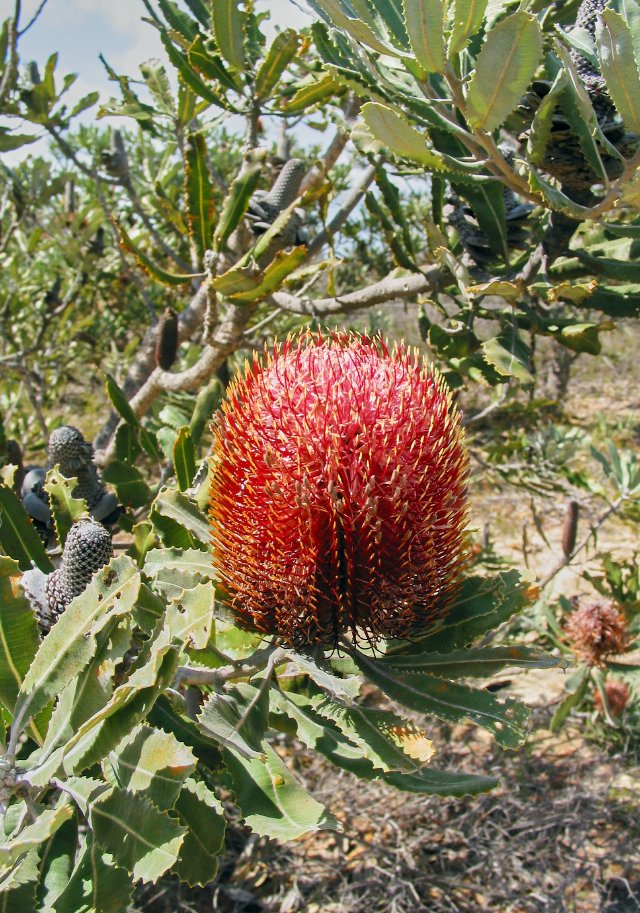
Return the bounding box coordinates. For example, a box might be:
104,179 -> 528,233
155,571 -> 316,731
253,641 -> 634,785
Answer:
565,598 -> 629,666
593,679 -> 631,718
155,308 -> 178,371
562,500 -> 579,559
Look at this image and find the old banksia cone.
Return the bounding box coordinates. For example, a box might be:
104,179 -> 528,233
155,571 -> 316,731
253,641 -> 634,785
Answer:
565,598 -> 629,667
209,331 -> 469,646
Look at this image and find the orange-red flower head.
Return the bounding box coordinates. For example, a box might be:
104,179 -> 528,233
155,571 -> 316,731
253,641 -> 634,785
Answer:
209,331 -> 469,646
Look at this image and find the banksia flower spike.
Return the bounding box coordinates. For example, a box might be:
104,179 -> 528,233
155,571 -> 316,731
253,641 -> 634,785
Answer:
565,598 -> 629,667
209,331 -> 469,647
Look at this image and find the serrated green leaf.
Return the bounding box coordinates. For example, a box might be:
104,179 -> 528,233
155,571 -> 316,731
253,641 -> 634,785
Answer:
212,0 -> 246,69
143,547 -> 214,599
59,624 -> 179,775
403,0 -> 445,73
287,651 -> 361,702
114,423 -> 142,465
466,11 -> 543,132
0,483 -> 52,573
52,835 -> 132,913
38,618 -> 132,760
256,29 -> 300,99
309,692 -> 434,770
172,426 -> 197,492
384,766 -> 498,795
271,688 -> 374,777
456,181 -> 509,261
189,379 -> 222,446
597,8 -> 640,134
0,558 -> 40,716
102,461 -> 149,510
158,0 -> 198,41
222,246 -> 308,303
139,58 -> 174,114
10,557 -> 140,740
0,132 -> 39,152
0,799 -> 73,871
160,30 -> 231,109
151,487 -> 210,549
351,649 -> 530,748
197,681 -> 269,760
448,0 -> 489,55
44,467 -> 88,548
185,132 -> 214,261
528,167 -> 593,218
312,0 -> 404,56
166,580 -> 215,650
91,787 -> 185,883
213,164 -> 262,249
36,816 -> 78,912
114,218 -> 200,286
482,333 -> 534,384
171,778 -> 226,887
528,71 -> 566,167
359,102 -> 452,169
380,644 -> 559,677
223,743 -> 340,839
280,73 -> 341,113
550,667 -> 590,731
187,34 -> 242,92
105,725 -> 196,810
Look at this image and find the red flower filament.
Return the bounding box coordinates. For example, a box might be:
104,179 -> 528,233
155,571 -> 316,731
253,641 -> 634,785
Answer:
209,331 -> 469,646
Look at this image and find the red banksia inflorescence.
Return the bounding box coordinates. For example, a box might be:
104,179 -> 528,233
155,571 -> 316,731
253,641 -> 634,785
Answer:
209,331 -> 469,647
565,599 -> 629,667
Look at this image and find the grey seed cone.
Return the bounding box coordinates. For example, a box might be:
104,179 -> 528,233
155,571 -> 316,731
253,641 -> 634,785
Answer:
262,158 -> 305,211
574,0 -> 607,37
40,519 -> 112,632
46,425 -> 105,511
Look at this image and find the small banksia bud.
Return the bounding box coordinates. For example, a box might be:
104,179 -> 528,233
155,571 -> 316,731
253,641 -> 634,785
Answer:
41,519 -> 112,632
593,679 -> 630,718
562,500 -> 579,559
565,598 -> 629,667
209,331 -> 469,647
155,307 -> 179,371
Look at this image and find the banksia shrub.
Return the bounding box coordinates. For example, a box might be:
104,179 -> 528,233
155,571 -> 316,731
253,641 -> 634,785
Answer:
565,598 -> 629,666
594,680 -> 631,718
209,331 -> 469,646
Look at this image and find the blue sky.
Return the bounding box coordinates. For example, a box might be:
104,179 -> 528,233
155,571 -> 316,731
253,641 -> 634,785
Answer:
6,0 -> 314,159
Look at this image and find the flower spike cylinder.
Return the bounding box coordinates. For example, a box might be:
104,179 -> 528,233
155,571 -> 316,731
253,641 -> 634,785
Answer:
209,331 -> 469,647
